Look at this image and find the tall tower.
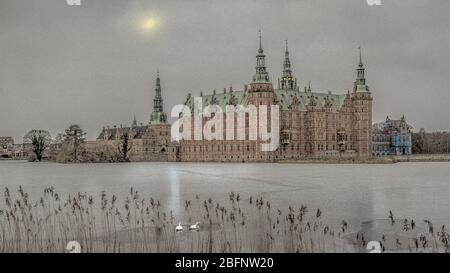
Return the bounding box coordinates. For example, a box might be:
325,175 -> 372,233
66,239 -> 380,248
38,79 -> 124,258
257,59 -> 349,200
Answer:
280,40 -> 296,90
247,30 -> 278,161
150,71 -> 168,125
353,47 -> 373,156
249,30 -> 274,94
354,47 -> 369,92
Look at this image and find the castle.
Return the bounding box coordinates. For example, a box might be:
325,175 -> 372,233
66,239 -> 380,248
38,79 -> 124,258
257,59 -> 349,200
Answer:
94,32 -> 373,162
168,32 -> 373,162
95,72 -> 171,162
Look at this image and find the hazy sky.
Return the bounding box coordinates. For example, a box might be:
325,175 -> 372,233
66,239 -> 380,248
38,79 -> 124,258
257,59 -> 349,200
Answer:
1,0 -> 449,141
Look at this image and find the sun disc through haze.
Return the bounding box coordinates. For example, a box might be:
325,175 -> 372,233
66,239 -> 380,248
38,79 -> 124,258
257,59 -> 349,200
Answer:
140,16 -> 158,32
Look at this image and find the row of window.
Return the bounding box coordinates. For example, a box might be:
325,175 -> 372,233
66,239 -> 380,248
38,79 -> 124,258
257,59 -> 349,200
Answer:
373,135 -> 411,143
180,142 -> 354,153
183,144 -> 257,153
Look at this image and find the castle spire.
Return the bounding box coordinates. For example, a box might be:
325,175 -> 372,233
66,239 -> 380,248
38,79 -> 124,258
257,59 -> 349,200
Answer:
354,47 -> 369,92
252,30 -> 270,84
259,30 -> 263,52
149,71 -> 167,124
154,70 -> 163,113
359,46 -> 364,67
280,39 -> 296,90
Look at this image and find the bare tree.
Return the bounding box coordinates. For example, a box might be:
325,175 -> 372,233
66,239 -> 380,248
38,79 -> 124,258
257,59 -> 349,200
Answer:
54,133 -> 64,144
412,129 -> 450,154
57,124 -> 87,163
412,131 -> 425,154
23,130 -> 51,161
118,131 -> 133,162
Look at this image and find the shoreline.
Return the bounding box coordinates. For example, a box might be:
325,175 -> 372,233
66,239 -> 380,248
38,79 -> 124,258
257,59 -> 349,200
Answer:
1,154 -> 450,164
280,154 -> 450,164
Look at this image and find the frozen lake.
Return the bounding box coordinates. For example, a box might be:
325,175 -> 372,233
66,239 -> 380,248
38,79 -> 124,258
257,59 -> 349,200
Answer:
1,160 -> 450,229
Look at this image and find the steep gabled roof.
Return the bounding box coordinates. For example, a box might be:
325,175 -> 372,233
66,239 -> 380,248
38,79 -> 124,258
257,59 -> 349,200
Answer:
184,89 -> 347,113
97,125 -> 150,140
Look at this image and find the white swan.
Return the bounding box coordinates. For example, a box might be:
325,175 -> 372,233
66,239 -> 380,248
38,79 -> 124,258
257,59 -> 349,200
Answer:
66,241 -> 81,253
176,222 -> 183,232
189,222 -> 200,231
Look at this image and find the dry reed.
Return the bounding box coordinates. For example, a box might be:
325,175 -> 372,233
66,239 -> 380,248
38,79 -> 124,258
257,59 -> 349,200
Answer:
0,186 -> 448,253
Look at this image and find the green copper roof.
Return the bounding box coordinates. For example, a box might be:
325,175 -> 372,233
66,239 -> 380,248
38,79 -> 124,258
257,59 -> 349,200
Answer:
274,89 -> 346,112
150,111 -> 167,125
184,91 -> 249,111
355,84 -> 370,92
184,89 -> 347,113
